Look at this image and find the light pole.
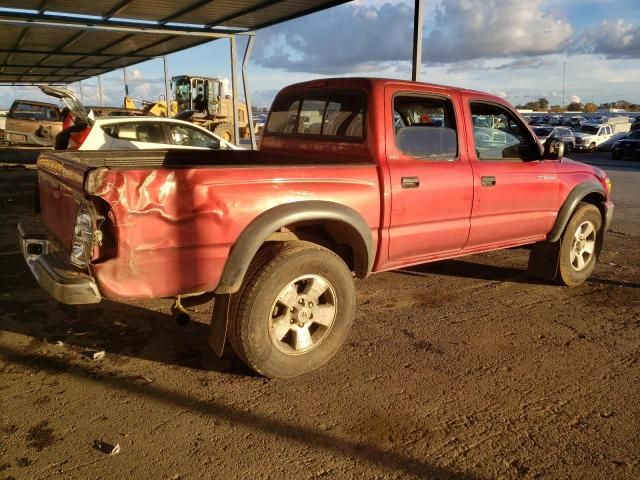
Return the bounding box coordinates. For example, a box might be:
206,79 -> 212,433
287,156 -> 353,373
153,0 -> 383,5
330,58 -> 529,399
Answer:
562,60 -> 566,111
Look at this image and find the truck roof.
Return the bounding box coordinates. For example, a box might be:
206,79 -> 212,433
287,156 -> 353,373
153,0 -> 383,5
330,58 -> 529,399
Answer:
277,77 -> 492,98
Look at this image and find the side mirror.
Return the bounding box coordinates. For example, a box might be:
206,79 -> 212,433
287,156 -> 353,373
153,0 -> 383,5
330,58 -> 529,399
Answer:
544,138 -> 565,160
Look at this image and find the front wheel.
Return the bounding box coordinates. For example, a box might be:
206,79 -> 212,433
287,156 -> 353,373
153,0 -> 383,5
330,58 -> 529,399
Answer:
558,203 -> 602,286
227,241 -> 355,378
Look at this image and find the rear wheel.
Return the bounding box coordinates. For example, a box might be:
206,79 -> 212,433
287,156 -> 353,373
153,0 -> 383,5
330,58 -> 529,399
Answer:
558,203 -> 602,286
611,150 -> 622,160
228,241 -> 355,378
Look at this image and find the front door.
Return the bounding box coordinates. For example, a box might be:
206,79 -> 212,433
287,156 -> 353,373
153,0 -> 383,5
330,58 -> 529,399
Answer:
461,96 -> 560,249
386,87 -> 474,264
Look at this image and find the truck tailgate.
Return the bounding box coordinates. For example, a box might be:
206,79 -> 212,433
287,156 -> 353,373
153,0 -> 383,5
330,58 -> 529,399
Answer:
36,152 -> 91,250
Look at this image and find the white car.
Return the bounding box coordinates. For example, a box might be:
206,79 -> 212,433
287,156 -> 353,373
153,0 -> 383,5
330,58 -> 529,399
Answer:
39,85 -> 240,151
74,116 -> 240,151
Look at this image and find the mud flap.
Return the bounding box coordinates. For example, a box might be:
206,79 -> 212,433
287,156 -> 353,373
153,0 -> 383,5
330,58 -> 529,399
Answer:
527,241 -> 560,281
208,294 -> 230,357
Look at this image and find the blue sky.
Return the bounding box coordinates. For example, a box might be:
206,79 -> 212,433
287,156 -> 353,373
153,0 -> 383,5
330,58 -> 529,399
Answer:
2,0 -> 640,109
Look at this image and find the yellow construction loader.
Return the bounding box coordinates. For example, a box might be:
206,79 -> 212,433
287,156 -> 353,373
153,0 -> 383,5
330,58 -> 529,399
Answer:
123,96 -> 178,117
124,75 -> 253,142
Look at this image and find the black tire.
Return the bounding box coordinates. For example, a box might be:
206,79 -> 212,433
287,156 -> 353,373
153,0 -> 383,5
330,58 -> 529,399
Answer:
611,151 -> 622,160
213,122 -> 234,143
565,143 -> 572,154
558,202 -> 602,287
228,241 -> 355,378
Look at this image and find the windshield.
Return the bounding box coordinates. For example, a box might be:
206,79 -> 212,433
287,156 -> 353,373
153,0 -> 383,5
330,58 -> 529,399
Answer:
579,125 -> 599,134
533,127 -> 553,136
173,79 -> 190,101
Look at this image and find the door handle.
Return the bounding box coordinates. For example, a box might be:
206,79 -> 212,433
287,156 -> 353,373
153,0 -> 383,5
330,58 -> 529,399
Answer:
481,176 -> 496,187
401,176 -> 420,189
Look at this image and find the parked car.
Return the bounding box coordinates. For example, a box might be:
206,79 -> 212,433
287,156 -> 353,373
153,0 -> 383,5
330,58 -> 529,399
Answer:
67,117 -> 240,151
4,100 -> 62,146
0,110 -> 6,141
573,122 -> 631,152
19,77 -> 613,378
611,131 -> 640,160
39,86 -> 239,151
532,126 -> 576,153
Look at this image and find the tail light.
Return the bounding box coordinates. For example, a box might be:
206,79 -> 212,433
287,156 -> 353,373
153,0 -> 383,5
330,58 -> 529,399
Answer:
63,112 -> 76,130
68,127 -> 91,150
70,201 -> 98,268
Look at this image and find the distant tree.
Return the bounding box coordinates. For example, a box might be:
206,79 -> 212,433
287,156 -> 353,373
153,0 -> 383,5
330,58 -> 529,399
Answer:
567,102 -> 584,111
516,97 -> 551,111
584,102 -> 598,113
550,105 -> 565,113
537,98 -> 549,111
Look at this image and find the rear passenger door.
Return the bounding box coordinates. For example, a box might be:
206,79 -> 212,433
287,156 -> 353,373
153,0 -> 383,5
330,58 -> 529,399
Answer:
385,87 -> 474,263
462,97 -> 560,248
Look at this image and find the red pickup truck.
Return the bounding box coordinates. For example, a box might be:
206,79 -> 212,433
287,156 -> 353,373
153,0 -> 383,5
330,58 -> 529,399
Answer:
19,78 -> 614,378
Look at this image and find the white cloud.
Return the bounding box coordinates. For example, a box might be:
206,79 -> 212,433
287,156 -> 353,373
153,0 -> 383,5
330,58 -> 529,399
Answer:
574,19 -> 640,58
488,90 -> 509,99
253,0 -> 574,74
425,0 -> 574,63
570,94 -> 582,103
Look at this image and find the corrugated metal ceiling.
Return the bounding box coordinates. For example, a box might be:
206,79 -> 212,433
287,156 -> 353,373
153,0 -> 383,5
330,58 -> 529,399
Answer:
0,0 -> 349,84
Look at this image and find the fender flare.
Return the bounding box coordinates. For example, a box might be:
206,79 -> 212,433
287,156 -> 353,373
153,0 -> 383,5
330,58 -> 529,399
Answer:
547,181 -> 607,243
214,200 -> 374,295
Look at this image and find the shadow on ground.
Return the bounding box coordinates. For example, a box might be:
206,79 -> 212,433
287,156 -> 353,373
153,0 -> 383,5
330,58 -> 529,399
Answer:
0,343 -> 481,480
0,247 -> 256,375
395,257 -> 639,289
0,146 -> 48,164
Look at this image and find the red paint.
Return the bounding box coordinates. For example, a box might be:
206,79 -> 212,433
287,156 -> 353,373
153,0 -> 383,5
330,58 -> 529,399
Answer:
36,78 -> 611,301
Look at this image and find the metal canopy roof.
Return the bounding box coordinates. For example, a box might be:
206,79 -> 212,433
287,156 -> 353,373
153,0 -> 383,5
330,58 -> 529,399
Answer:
0,0 -> 349,85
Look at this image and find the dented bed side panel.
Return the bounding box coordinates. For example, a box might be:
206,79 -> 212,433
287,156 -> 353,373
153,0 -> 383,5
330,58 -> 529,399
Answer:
89,165 -> 380,300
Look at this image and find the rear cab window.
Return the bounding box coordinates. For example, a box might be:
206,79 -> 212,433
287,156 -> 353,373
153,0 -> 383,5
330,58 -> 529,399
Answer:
265,90 -> 365,141
9,102 -> 59,121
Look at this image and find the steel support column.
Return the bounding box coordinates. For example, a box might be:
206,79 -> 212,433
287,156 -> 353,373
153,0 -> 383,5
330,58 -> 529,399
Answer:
411,0 -> 424,82
98,75 -> 105,106
241,34 -> 256,150
230,35 -> 239,145
163,56 -> 171,117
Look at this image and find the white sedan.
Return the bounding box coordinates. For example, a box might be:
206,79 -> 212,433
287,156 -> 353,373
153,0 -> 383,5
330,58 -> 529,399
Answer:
75,116 -> 241,151
38,85 -> 240,151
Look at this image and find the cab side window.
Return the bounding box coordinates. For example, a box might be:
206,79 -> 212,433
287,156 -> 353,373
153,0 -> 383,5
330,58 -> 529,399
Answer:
470,102 -> 539,161
393,95 -> 458,161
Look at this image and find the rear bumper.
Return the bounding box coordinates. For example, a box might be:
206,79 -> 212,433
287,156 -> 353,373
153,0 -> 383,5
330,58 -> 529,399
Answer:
18,218 -> 101,305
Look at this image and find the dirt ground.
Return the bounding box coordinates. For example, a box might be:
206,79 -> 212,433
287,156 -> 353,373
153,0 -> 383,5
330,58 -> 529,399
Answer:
0,152 -> 638,479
